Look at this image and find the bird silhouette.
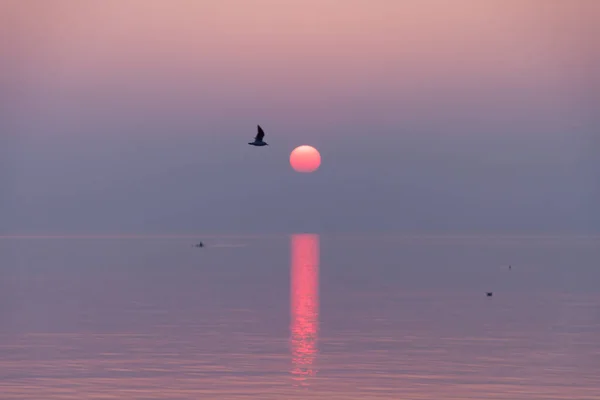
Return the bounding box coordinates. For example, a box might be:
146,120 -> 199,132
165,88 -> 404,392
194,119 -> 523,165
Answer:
248,125 -> 269,146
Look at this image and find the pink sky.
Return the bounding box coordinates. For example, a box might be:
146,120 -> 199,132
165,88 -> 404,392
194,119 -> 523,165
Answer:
4,1 -> 597,116
1,1 -> 598,234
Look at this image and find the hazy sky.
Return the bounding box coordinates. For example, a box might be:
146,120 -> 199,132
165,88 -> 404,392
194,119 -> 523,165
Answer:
1,0 -> 599,235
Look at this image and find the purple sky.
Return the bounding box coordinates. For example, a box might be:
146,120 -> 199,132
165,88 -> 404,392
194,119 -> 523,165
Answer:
1,0 -> 598,234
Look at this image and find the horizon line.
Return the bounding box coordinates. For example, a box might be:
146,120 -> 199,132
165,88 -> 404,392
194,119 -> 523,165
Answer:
1,233 -> 599,240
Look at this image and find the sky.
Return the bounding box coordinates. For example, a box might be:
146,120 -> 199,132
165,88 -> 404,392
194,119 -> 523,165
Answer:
1,0 -> 599,235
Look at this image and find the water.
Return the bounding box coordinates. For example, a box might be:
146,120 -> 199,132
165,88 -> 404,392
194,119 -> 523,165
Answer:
1,234 -> 599,399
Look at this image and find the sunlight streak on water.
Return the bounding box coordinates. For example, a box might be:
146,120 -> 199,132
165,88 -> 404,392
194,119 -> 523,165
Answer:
290,234 -> 319,384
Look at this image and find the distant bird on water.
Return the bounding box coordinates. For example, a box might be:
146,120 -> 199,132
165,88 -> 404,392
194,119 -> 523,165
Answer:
194,242 -> 204,248
248,125 -> 268,146
486,292 -> 493,297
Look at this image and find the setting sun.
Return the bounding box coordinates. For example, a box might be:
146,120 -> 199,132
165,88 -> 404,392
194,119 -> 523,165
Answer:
290,145 -> 321,173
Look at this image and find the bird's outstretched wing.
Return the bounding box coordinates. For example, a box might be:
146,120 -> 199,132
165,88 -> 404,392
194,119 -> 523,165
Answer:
255,125 -> 265,141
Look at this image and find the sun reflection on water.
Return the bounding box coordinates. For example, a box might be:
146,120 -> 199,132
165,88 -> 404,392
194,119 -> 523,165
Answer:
290,234 -> 319,384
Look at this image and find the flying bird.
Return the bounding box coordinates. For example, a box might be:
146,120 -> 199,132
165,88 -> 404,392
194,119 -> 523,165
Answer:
248,125 -> 269,146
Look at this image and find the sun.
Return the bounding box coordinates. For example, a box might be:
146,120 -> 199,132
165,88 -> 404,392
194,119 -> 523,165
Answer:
290,145 -> 321,173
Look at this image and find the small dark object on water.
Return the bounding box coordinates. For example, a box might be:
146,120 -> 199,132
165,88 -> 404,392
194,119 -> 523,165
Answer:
509,265 -> 511,270
486,292 -> 493,297
194,242 -> 204,248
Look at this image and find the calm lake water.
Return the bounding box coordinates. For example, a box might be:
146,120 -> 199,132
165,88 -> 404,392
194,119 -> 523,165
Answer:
1,234 -> 599,399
